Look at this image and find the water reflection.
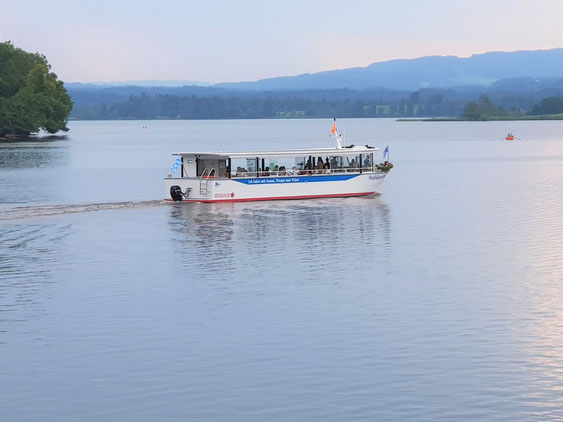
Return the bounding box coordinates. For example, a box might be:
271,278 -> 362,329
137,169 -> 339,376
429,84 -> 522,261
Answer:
167,197 -> 392,283
0,222 -> 74,338
0,140 -> 69,169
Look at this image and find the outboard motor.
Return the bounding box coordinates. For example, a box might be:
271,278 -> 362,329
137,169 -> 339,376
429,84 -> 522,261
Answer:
170,185 -> 183,201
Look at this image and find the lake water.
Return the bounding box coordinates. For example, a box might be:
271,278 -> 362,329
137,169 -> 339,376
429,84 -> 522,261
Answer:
1,119 -> 562,421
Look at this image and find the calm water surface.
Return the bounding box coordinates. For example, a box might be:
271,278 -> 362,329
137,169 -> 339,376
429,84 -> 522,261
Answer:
1,119 -> 562,421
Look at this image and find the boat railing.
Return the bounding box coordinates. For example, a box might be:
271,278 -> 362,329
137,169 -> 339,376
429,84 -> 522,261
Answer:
231,166 -> 381,178
167,166 -> 388,180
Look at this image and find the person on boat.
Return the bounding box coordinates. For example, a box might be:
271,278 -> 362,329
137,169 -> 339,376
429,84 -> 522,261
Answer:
323,163 -> 331,174
364,155 -> 372,167
315,157 -> 324,174
261,167 -> 270,177
291,166 -> 298,176
350,158 -> 357,169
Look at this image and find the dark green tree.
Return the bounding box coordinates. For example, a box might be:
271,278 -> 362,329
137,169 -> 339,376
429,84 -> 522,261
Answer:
0,41 -> 73,137
462,95 -> 500,120
530,96 -> 563,115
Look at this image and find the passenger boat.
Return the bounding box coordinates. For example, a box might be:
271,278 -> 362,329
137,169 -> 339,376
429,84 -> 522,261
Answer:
164,122 -> 393,203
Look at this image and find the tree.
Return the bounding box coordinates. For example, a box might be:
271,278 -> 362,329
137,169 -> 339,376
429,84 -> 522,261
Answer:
530,96 -> 563,115
462,95 -> 501,120
0,41 -> 73,137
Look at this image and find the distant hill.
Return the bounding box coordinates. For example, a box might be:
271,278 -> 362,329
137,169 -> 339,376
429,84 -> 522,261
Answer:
65,83 -> 227,105
65,48 -> 563,120
67,80 -> 211,87
214,49 -> 563,91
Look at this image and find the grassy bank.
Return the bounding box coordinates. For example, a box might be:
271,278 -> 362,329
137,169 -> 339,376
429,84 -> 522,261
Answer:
397,113 -> 563,122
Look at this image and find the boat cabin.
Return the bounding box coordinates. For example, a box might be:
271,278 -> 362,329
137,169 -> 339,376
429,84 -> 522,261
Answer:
168,146 -> 381,180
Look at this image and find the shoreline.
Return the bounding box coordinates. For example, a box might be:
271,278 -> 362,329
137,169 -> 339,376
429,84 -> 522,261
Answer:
0,134 -> 68,142
397,113 -> 563,122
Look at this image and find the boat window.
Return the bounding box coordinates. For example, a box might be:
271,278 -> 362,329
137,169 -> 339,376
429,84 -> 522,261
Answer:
228,158 -> 246,177
343,154 -> 361,168
246,158 -> 256,172
295,157 -> 306,170
330,156 -> 343,169
227,152 -> 376,178
364,153 -> 373,167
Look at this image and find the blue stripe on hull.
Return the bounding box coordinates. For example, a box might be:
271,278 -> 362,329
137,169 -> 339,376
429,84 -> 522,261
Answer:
233,174 -> 359,185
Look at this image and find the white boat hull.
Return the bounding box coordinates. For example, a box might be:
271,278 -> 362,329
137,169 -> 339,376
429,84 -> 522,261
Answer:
164,173 -> 388,202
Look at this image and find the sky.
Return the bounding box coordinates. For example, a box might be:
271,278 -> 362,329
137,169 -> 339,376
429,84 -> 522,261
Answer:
1,0 -> 562,83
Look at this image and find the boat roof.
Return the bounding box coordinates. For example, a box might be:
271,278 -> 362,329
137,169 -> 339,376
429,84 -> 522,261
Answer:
174,145 -> 379,159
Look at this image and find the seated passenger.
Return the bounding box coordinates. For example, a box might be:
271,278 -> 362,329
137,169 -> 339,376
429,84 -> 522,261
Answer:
262,168 -> 270,176
323,163 -> 331,174
350,158 -> 357,169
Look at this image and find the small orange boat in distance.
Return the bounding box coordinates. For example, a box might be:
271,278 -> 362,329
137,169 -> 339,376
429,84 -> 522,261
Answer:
506,133 -> 515,141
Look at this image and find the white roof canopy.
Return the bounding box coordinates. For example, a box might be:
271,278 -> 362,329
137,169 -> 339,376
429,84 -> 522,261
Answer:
174,145 -> 379,159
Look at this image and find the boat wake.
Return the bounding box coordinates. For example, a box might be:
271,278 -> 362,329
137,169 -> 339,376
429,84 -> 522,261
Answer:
0,200 -> 164,221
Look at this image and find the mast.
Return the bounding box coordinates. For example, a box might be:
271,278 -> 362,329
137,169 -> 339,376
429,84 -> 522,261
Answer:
331,118 -> 343,149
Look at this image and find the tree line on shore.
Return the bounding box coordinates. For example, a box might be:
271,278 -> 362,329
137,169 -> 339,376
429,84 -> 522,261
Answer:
70,92 -> 467,120
69,91 -> 562,121
461,95 -> 563,120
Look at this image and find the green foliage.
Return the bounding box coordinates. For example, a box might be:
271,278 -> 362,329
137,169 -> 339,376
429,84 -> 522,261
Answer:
68,87 -> 467,120
529,96 -> 563,115
0,41 -> 73,136
461,95 -> 502,120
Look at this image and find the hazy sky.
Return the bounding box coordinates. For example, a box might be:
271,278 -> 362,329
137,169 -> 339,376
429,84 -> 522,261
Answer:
1,0 -> 562,83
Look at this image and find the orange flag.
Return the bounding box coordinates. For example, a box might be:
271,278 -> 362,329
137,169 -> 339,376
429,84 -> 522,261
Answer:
331,120 -> 336,135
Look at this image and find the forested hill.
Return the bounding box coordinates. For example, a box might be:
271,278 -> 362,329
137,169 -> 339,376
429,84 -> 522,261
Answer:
215,49 -> 563,91
66,48 -> 563,120
67,77 -> 563,120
